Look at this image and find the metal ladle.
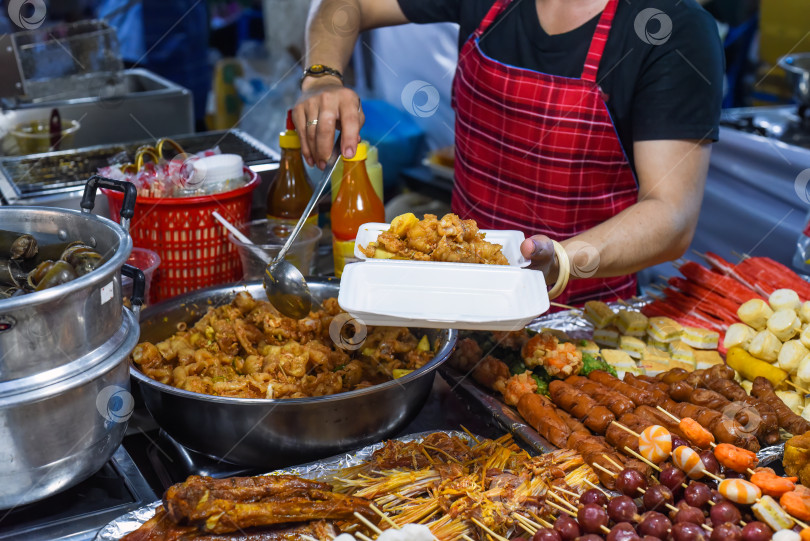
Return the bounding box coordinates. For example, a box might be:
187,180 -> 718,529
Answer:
263,140 -> 341,318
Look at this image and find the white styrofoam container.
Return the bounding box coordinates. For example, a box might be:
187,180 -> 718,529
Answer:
338,260 -> 550,331
354,223 -> 530,267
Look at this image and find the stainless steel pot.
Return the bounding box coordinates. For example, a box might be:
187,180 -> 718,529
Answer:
132,279 -> 457,468
779,53 -> 810,106
0,308 -> 139,509
0,176 -> 137,382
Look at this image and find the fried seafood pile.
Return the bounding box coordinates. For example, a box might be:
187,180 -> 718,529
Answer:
132,293 -> 434,399
122,474 -> 373,540
358,213 -> 508,264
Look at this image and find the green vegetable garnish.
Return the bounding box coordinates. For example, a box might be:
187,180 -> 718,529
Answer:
580,353 -> 617,377
533,376 -> 549,397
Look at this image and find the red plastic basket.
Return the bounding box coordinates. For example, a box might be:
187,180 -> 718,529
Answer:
105,169 -> 259,302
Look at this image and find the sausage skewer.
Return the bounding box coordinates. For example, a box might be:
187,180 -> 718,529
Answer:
565,375 -> 635,417
588,370 -> 658,407
549,380 -> 615,434
667,379 -> 779,446
751,376 -> 810,436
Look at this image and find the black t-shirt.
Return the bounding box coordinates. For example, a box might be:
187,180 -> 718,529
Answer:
396,0 -> 724,172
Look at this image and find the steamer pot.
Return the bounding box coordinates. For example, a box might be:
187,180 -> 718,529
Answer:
0,176 -> 137,381
0,308 -> 139,508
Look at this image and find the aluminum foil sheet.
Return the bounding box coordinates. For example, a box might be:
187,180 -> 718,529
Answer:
95,431 -> 474,540
758,442 -> 786,468
95,501 -> 162,541
525,298 -> 649,339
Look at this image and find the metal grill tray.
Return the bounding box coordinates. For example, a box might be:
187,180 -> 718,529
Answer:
0,130 -> 277,198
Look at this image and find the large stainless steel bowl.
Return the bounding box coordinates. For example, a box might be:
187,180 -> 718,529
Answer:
0,308 -> 139,509
132,279 -> 457,468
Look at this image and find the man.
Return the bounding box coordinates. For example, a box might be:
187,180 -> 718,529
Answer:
295,0 -> 723,304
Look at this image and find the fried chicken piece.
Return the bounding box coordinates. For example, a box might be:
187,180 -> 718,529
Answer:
472,356 -> 511,394
449,337 -> 483,372
376,231 -> 409,255
185,493 -> 373,535
406,214 -> 441,253
438,213 -> 478,242
164,475 -> 332,518
163,475 -> 374,535
470,237 -> 508,265
431,236 -> 479,263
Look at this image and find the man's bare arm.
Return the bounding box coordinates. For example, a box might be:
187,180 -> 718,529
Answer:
295,0 -> 409,167
522,139 -> 711,282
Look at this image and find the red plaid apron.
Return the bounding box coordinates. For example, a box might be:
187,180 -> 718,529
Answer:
451,0 -> 638,306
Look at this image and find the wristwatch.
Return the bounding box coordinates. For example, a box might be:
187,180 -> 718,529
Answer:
300,64 -> 344,87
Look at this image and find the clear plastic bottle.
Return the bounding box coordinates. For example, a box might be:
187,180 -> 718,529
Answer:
331,142 -> 385,277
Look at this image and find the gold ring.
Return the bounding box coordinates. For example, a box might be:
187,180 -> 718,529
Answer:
306,119 -> 319,127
